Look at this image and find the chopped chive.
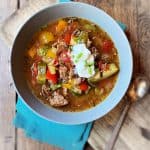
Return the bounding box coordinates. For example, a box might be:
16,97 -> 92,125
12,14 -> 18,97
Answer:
77,53 -> 83,59
88,66 -> 93,75
74,53 -> 83,63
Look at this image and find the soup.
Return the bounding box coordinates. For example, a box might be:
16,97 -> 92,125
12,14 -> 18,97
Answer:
25,17 -> 119,112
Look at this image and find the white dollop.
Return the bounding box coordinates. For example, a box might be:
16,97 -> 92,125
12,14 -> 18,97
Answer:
71,44 -> 95,78
71,44 -> 90,65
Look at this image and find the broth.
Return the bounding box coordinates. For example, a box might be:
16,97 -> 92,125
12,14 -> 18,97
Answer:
25,17 -> 119,112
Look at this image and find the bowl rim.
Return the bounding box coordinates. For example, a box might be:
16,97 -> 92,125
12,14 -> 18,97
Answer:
11,2 -> 133,125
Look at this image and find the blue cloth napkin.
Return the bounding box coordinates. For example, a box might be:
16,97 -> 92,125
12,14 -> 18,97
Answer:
13,1 -> 127,150
14,97 -> 93,150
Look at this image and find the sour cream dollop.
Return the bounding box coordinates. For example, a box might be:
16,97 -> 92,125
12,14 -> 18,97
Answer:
71,44 -> 95,78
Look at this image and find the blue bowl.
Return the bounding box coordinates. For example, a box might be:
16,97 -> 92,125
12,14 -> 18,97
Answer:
11,2 -> 133,124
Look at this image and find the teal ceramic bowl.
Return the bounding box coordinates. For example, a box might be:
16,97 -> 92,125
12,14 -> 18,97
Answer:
11,2 -> 133,124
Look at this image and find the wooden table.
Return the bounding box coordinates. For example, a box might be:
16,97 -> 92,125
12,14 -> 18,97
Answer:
0,0 -> 150,150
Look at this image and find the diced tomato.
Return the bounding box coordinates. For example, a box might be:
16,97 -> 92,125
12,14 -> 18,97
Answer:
64,33 -> 71,45
46,70 -> 57,84
60,51 -> 71,63
79,82 -> 88,91
53,58 -> 59,66
102,40 -> 113,53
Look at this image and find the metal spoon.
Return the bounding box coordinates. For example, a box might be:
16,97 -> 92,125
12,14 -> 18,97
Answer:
105,75 -> 150,150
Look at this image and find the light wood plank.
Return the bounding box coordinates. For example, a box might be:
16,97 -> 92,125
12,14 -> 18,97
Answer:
114,0 -> 150,149
0,0 -> 17,22
0,1 -> 18,150
137,0 -> 150,78
17,129 -> 59,150
88,99 -> 127,150
19,0 -> 28,8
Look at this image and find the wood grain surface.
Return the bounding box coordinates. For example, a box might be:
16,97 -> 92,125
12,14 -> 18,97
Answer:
0,0 -> 150,150
0,1 -> 17,150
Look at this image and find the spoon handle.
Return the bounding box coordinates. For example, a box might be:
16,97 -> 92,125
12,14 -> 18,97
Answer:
105,100 -> 131,150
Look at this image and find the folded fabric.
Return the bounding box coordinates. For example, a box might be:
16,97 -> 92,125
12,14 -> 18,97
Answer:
14,97 -> 93,150
13,1 -> 127,150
